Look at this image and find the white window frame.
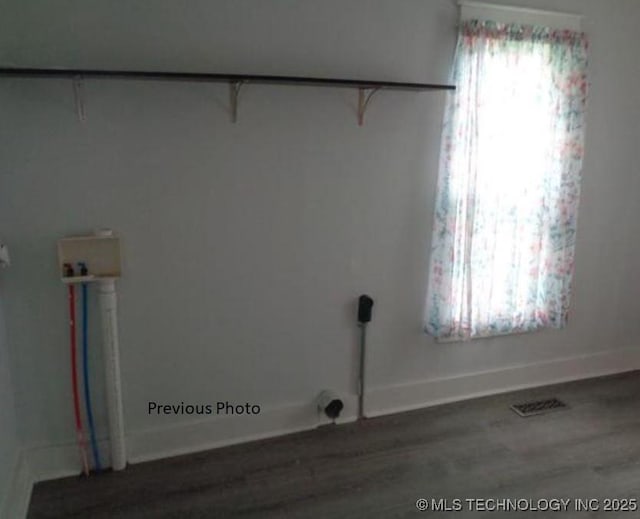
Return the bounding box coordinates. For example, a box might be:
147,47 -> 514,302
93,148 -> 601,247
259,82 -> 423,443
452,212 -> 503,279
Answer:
459,1 -> 582,31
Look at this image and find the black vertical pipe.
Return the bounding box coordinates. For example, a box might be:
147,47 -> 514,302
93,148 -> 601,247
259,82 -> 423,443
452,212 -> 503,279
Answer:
357,295 -> 374,419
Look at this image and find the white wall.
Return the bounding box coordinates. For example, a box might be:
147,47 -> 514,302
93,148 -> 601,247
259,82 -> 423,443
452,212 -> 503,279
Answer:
1,0 -> 640,478
0,294 -> 21,515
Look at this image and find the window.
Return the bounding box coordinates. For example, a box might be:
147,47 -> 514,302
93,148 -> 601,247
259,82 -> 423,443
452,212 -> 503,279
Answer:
424,19 -> 588,341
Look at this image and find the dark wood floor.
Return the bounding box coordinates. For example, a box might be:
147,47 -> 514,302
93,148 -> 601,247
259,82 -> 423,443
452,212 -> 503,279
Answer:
28,371 -> 640,518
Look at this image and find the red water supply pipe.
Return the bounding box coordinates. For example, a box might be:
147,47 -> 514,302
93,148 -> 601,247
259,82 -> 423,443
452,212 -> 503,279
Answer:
68,284 -> 90,476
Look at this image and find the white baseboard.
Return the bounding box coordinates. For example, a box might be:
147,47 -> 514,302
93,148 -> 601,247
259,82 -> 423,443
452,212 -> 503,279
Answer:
365,347 -> 640,417
2,451 -> 32,519
128,396 -> 360,464
27,439 -> 112,483
25,347 -> 640,490
27,395 -> 359,482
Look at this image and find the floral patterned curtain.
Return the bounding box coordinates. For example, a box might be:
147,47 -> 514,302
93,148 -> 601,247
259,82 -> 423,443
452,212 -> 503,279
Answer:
425,20 -> 588,341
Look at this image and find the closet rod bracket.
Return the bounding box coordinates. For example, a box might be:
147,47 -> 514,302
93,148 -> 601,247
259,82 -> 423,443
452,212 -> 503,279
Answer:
73,75 -> 87,122
357,87 -> 380,126
229,80 -> 246,123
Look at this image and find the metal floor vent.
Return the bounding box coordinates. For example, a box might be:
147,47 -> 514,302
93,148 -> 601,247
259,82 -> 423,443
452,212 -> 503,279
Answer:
510,398 -> 568,417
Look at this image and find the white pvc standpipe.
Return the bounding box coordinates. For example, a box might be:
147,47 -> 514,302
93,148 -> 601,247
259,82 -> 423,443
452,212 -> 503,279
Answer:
99,278 -> 127,470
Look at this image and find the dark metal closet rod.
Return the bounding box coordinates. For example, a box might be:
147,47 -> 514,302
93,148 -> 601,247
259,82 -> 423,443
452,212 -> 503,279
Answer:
0,67 -> 455,91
